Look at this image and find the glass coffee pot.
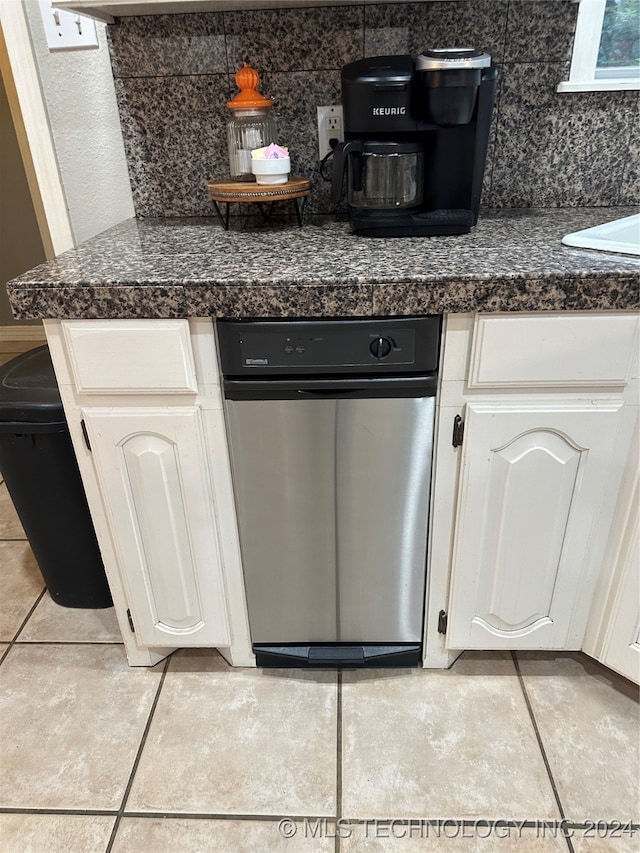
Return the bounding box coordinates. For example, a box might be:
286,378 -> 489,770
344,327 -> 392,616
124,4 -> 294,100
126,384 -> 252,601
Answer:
227,64 -> 277,181
332,141 -> 424,209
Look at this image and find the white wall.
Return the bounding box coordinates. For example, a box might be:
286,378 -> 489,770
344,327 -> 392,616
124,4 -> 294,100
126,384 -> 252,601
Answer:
0,69 -> 47,327
23,0 -> 134,246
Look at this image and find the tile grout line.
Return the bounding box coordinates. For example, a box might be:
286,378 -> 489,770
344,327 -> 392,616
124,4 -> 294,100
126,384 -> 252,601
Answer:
0,807 -> 339,821
0,588 -> 47,665
104,654 -> 172,853
0,807 -> 633,829
0,807 -> 118,817
118,811 -> 338,822
336,669 -> 343,853
481,1 -> 509,206
511,651 -> 575,853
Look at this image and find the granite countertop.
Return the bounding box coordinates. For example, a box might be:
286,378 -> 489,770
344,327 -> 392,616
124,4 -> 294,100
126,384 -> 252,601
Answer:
7,208 -> 640,320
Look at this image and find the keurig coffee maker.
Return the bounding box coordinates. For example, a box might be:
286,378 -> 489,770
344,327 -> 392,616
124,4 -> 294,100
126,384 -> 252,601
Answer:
332,50 -> 498,237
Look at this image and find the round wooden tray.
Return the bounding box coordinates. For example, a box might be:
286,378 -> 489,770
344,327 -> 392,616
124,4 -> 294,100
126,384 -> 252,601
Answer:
207,177 -> 312,229
207,177 -> 311,203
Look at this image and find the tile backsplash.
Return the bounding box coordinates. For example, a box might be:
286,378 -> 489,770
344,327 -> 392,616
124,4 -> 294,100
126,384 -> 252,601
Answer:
107,1 -> 639,218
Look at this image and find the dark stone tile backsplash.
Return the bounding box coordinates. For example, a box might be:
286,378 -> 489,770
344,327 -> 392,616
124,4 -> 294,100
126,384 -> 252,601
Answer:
107,1 -> 639,218
363,1 -> 509,61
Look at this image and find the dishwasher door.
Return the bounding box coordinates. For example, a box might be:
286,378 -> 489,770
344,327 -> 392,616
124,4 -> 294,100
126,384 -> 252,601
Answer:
225,394 -> 435,646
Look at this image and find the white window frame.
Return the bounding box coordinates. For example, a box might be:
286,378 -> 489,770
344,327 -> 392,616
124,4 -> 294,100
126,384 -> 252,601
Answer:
558,0 -> 640,92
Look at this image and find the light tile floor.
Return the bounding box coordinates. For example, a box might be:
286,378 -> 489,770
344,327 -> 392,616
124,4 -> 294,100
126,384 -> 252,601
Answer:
0,342 -> 639,852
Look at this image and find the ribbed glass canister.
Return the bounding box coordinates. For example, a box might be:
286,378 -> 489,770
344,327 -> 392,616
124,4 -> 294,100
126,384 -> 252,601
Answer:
227,108 -> 277,181
226,64 -> 277,181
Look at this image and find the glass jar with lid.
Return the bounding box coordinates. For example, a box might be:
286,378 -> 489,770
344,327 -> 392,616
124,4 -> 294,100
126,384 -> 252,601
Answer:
227,64 -> 277,181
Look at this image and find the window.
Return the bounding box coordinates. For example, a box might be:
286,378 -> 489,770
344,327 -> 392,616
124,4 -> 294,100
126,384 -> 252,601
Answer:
558,0 -> 640,92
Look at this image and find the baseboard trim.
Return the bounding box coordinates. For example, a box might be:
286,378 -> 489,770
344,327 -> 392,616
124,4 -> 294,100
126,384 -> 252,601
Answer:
0,324 -> 46,341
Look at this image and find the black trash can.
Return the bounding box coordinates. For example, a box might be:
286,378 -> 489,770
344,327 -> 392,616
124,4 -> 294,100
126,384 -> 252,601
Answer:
0,345 -> 112,608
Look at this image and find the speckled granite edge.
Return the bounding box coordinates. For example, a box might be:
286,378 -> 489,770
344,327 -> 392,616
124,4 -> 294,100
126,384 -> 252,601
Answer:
6,286 -> 188,321
6,210 -> 640,320
371,274 -> 640,316
9,273 -> 638,320
184,283 -> 373,319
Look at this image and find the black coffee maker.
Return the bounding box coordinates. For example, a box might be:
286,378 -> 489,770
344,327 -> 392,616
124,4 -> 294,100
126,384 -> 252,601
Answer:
332,50 -> 498,237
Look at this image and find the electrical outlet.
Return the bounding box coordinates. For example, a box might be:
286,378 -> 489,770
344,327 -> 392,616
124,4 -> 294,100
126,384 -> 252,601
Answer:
317,105 -> 344,161
39,0 -> 98,51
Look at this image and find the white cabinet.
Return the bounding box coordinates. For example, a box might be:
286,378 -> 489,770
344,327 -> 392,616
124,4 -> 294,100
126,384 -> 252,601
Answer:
601,525 -> 640,683
582,423 -> 640,683
42,311 -> 638,675
82,407 -> 229,648
53,1 -> 365,25
44,318 -> 253,667
447,403 -> 625,650
61,319 -> 198,394
427,310 -> 639,668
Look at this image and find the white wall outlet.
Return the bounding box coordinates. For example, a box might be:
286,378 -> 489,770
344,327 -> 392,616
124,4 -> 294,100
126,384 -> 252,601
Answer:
39,0 -> 98,51
317,105 -> 344,161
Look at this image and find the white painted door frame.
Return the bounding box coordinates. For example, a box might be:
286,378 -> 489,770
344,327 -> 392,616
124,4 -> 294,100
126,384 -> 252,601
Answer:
0,0 -> 74,258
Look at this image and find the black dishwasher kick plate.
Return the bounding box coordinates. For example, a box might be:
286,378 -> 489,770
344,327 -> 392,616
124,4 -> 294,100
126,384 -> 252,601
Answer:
253,643 -> 422,668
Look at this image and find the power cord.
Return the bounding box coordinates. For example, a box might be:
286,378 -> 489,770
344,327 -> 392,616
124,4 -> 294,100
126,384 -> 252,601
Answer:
319,137 -> 339,181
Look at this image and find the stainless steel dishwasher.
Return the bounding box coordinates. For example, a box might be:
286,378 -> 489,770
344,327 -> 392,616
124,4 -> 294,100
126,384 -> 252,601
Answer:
217,316 -> 441,667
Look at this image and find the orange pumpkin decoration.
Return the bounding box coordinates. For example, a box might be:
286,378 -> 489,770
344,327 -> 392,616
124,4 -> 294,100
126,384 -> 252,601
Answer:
227,63 -> 273,110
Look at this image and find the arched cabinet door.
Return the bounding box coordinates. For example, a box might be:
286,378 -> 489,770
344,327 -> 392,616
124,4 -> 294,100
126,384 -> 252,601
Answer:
82,407 -> 230,648
447,403 -> 624,650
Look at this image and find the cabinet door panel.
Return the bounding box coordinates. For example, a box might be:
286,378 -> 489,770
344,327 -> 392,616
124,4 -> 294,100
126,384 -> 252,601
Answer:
476,429 -> 581,635
84,408 -> 230,648
600,509 -> 640,683
448,404 -> 623,650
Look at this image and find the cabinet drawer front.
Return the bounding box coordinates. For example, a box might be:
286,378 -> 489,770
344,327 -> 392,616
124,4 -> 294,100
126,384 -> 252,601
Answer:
63,320 -> 197,394
469,313 -> 639,389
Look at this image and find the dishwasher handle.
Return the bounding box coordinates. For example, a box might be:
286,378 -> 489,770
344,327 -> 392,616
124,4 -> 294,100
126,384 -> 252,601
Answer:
223,374 -> 437,400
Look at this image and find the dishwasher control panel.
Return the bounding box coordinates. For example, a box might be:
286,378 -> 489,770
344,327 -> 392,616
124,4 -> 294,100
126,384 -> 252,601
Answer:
217,316 -> 441,376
